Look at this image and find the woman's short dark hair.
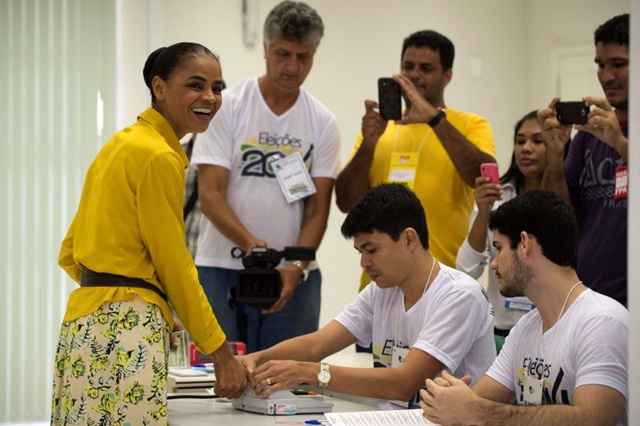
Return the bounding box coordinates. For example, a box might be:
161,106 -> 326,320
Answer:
489,191 -> 577,267
143,42 -> 218,102
499,110 -> 539,192
341,183 -> 429,249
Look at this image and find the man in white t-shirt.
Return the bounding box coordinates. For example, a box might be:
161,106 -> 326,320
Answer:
191,1 -> 340,352
239,184 -> 495,407
421,191 -> 627,426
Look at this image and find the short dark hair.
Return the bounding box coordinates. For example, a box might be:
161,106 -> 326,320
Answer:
489,191 -> 577,267
143,42 -> 218,102
500,110 -> 539,192
341,183 -> 429,249
595,13 -> 629,46
263,1 -> 324,45
401,30 -> 455,71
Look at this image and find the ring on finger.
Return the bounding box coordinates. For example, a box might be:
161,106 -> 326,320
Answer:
266,378 -> 272,386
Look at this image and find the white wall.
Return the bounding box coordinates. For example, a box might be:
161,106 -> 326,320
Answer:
119,0 -> 529,325
116,0 -> 153,128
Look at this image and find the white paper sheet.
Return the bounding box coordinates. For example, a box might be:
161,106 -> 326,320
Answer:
325,409 -> 438,425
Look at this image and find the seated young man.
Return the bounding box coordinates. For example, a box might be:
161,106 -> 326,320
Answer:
421,191 -> 628,426
240,183 -> 495,407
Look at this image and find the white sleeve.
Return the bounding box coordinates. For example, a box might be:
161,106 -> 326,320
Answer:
574,315 -> 628,398
456,239 -> 489,279
310,117 -> 340,179
413,285 -> 489,372
485,321 -> 520,392
191,92 -> 234,169
455,206 -> 490,279
334,283 -> 375,347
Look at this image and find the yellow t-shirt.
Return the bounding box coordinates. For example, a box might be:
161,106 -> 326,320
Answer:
353,107 -> 495,289
58,108 -> 226,354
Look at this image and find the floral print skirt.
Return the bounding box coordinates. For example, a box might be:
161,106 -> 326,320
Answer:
51,298 -> 170,425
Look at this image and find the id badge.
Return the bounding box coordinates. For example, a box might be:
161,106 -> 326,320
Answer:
505,300 -> 534,313
272,152 -> 317,203
391,345 -> 409,368
387,152 -> 419,189
523,375 -> 543,405
389,345 -> 412,409
614,165 -> 628,200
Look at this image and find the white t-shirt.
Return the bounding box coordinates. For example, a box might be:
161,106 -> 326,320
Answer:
192,78 -> 341,269
487,289 -> 628,406
456,181 -> 534,330
336,263 -> 496,388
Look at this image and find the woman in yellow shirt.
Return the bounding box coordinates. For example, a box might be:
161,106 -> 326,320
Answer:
52,42 -> 247,425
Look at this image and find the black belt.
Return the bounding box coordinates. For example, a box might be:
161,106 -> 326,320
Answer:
80,266 -> 168,302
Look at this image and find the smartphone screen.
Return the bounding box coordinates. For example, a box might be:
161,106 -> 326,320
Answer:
556,101 -> 589,125
378,78 -> 402,121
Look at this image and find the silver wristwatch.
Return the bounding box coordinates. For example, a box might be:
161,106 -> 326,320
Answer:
317,362 -> 331,388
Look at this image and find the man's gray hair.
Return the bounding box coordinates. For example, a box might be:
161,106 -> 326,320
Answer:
263,1 -> 324,46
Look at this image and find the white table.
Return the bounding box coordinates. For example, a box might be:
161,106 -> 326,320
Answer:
169,348 -> 379,425
168,394 -> 379,426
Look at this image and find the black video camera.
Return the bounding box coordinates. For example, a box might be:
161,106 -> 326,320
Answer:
230,246 -> 315,309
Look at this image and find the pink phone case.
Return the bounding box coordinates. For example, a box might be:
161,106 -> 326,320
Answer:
480,163 -> 499,184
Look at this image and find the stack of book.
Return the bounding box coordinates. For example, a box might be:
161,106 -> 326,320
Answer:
168,367 -> 216,395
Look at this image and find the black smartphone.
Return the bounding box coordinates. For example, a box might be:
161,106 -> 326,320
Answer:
556,101 -> 589,125
378,77 -> 402,121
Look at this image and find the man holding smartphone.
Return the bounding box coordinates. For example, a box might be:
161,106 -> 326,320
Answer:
336,30 -> 496,289
538,14 -> 629,306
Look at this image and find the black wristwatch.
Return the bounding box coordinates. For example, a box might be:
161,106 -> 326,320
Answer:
428,109 -> 446,128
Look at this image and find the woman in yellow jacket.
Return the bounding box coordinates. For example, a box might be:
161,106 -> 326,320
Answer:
52,42 -> 247,425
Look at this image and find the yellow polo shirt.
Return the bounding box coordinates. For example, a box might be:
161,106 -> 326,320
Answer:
353,108 -> 495,289
58,108 -> 226,354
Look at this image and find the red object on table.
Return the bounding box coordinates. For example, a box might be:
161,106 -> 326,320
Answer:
189,341 -> 247,365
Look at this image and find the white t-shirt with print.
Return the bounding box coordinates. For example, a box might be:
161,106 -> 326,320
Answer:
336,263 -> 496,387
486,289 -> 628,406
192,78 -> 340,269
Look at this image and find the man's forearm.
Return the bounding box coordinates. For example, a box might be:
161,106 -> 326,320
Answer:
254,333 -> 328,364
326,365 -> 423,401
255,361 -> 421,401
295,213 -> 327,267
296,189 -> 333,251
335,142 -> 376,212
433,120 -> 495,187
470,398 -> 592,426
